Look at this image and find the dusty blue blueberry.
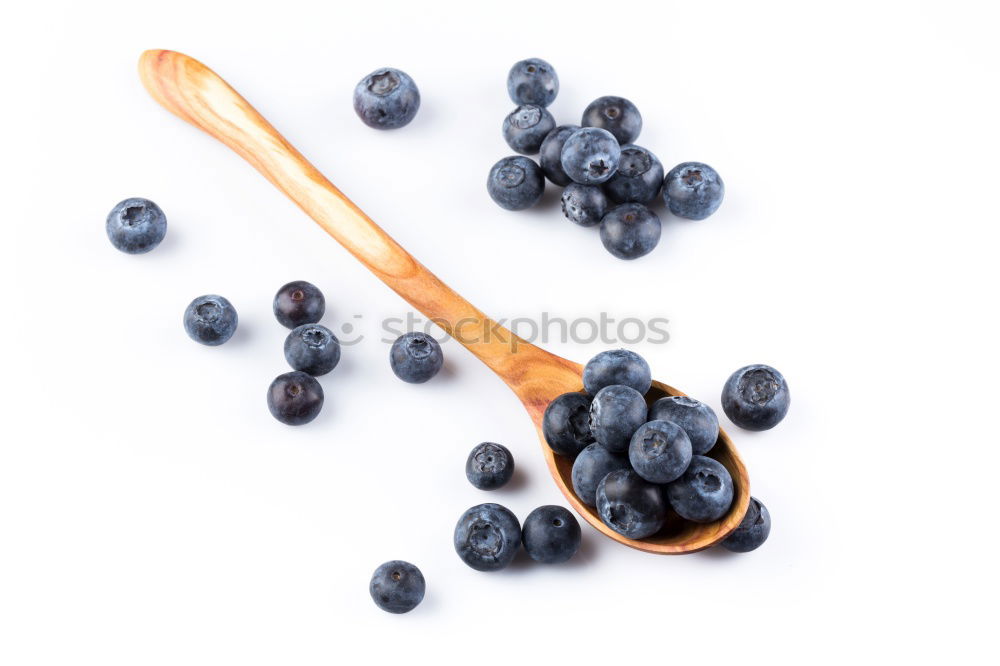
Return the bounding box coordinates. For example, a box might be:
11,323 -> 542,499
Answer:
648,396 -> 720,455
721,497 -> 771,553
604,145 -> 664,204
465,442 -> 514,490
453,503 -> 521,572
596,469 -> 666,539
502,104 -> 556,155
583,349 -> 652,395
543,392 -> 595,457
507,58 -> 559,107
183,295 -> 238,346
273,280 -> 325,329
663,162 -> 724,220
284,324 -> 341,376
389,332 -> 444,383
628,420 -> 693,484
589,385 -> 647,453
266,371 -> 324,426
600,203 -> 661,260
721,364 -> 790,431
560,127 -> 621,185
539,125 -> 579,186
560,183 -> 607,228
106,197 -> 167,254
582,96 -> 642,145
571,443 -> 630,507
521,505 -> 581,564
353,68 -> 420,129
665,455 -> 734,523
369,560 -> 425,614
487,156 -> 545,211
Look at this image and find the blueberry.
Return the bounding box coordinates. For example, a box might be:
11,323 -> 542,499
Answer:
581,96 -> 642,145
521,506 -> 581,564
628,420 -> 693,484
106,197 -> 167,254
369,560 -> 425,614
571,443 -> 631,507
721,364 -> 790,431
583,349 -> 652,395
589,385 -> 647,453
487,156 -> 545,211
665,455 -> 734,523
273,280 -> 325,329
465,442 -> 515,490
542,392 -> 595,457
539,125 -> 579,186
663,162 -> 724,220
600,203 -> 661,260
506,58 -> 559,107
721,497 -> 771,553
603,145 -> 664,204
560,127 -> 621,185
353,68 -> 420,130
266,371 -> 324,426
596,469 -> 666,539
183,295 -> 238,346
560,183 -> 608,228
502,104 -> 556,155
648,396 -> 720,455
389,332 -> 444,383
283,324 -> 341,376
453,503 -> 521,571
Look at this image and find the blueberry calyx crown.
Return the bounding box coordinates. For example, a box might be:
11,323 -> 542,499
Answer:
619,149 -> 652,177
510,105 -> 543,129
368,70 -> 400,96
497,165 -> 526,188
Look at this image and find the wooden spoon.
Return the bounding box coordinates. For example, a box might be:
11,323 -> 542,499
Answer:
138,50 -> 749,554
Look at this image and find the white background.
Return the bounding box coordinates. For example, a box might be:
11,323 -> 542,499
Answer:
2,1 -> 997,663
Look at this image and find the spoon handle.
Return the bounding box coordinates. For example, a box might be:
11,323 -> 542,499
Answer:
139,50 -> 551,381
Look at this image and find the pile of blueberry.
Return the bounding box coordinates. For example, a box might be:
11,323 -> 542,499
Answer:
487,58 -> 725,260
543,349 -> 788,551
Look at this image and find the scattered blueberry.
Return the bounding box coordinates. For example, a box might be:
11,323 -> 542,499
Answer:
581,96 -> 642,145
721,496 -> 771,553
283,324 -> 341,376
648,396 -> 720,455
389,332 -> 444,383
353,68 -> 420,130
266,371 -> 324,426
571,443 -> 631,507
665,455 -> 734,523
583,349 -> 652,395
560,183 -> 608,227
507,58 -> 559,107
599,203 -> 661,260
273,280 -> 325,329
604,145 -> 664,204
663,162 -> 724,220
721,364 -> 790,431
560,127 -> 621,185
487,156 -> 545,211
539,125 -> 580,186
628,420 -> 693,484
465,442 -> 515,490
502,104 -> 556,155
596,469 -> 666,539
106,197 -> 167,254
521,506 -> 581,564
183,295 -> 238,346
454,503 -> 521,572
369,560 -> 425,614
542,392 -> 595,457
589,384 -> 648,453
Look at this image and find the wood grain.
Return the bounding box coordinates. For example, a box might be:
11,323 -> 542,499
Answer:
139,49 -> 750,554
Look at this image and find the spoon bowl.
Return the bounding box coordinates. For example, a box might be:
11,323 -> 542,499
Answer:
138,49 -> 750,553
